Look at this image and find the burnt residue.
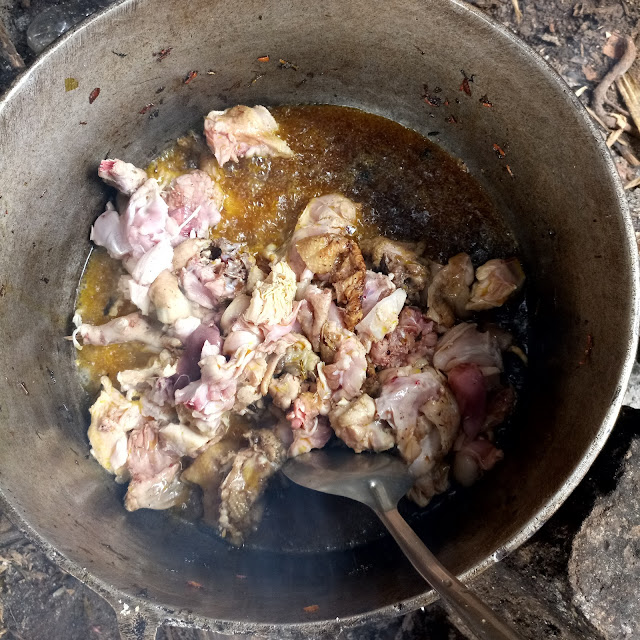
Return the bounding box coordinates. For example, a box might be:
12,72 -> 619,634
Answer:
219,105 -> 517,263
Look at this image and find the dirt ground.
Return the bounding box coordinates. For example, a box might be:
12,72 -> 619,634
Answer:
1,1 -> 640,639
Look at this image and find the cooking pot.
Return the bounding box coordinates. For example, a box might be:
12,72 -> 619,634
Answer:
0,0 -> 637,638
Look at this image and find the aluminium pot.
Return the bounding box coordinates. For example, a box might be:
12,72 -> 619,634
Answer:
0,0 -> 637,638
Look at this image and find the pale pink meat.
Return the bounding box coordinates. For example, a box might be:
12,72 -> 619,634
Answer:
467,258 -> 525,311
165,170 -> 223,238
204,105 -> 293,167
361,270 -> 396,316
75,313 -> 179,351
323,325 -> 367,402
433,322 -> 503,377
98,159 -> 147,195
90,202 -> 132,259
122,179 -> 172,259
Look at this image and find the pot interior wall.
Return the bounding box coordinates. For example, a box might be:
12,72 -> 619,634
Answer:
0,0 -> 635,627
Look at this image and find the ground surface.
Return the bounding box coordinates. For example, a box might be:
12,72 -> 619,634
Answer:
1,0 -> 640,639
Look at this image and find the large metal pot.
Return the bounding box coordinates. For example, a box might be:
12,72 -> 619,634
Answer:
0,0 -> 637,638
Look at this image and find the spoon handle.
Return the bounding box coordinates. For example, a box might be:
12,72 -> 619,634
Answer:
376,508 -> 523,640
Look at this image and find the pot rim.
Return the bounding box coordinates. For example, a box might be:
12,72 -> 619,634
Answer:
0,0 -> 637,635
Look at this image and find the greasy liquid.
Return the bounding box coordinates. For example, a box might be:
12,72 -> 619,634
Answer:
77,105 -> 516,388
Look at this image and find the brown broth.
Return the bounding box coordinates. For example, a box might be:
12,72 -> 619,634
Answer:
77,105 -> 516,388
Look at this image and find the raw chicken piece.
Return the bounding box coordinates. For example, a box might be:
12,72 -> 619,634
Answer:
174,346 -> 244,438
376,366 -> 460,502
122,179 -> 172,259
296,285 -> 332,351
90,202 -> 132,259
287,394 -> 333,457
466,258 -> 525,311
74,312 -> 180,351
288,194 -> 359,277
129,238 -> 174,286
204,105 -> 293,167
369,306 -> 437,368
244,261 -> 297,326
160,422 -> 211,457
117,350 -> 177,398
98,159 -> 148,195
117,350 -> 179,423
426,253 -> 474,328
329,394 -> 394,453
180,246 -> 254,310
88,377 -> 144,478
164,170 -> 223,238
452,437 -> 504,487
355,288 -> 407,347
218,429 -> 287,544
268,373 -> 302,410
149,269 -> 192,325
125,462 -> 189,511
220,295 -> 251,333
175,320 -> 222,389
172,238 -> 210,271
361,270 -> 396,315
118,275 -> 152,315
433,322 -> 503,377
361,237 -> 431,302
124,422 -> 189,511
447,363 -> 487,439
322,323 -> 367,402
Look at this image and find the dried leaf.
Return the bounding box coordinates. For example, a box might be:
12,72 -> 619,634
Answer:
64,77 -> 78,92
153,47 -> 173,61
582,65 -> 598,82
187,580 -> 203,589
303,605 -> 319,613
603,33 -> 625,59
492,143 -> 506,158
184,71 -> 198,84
257,55 -> 270,62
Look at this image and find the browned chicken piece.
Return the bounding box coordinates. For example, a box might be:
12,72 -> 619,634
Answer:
360,237 -> 431,302
407,461 -> 450,507
181,438 -> 240,528
426,253 -> 474,328
329,394 -> 395,453
297,285 -> 332,352
296,233 -> 366,329
466,258 -> 525,311
218,430 -> 287,545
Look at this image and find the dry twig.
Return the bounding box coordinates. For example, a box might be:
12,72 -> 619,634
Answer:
615,141 -> 640,166
511,0 -> 523,24
592,36 -> 637,130
617,73 -> 640,133
624,175 -> 640,190
0,18 -> 24,70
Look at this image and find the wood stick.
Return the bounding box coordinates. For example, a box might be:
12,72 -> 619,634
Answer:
592,36 -> 636,130
0,18 -> 25,70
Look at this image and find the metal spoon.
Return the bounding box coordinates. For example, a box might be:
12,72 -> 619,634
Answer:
282,449 -> 523,640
